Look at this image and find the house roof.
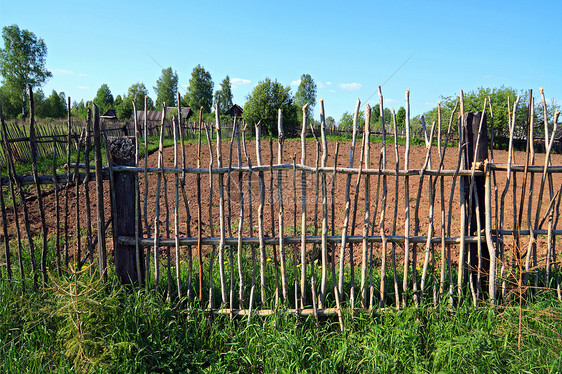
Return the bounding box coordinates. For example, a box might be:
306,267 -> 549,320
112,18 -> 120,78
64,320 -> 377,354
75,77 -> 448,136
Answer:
100,108 -> 117,119
226,104 -> 243,117
133,107 -> 193,122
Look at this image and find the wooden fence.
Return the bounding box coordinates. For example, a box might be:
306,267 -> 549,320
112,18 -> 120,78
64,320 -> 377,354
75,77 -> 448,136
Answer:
1,87 -> 561,320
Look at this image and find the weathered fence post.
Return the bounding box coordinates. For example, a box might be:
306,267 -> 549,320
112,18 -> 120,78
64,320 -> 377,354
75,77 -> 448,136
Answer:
461,112 -> 490,296
108,136 -> 145,285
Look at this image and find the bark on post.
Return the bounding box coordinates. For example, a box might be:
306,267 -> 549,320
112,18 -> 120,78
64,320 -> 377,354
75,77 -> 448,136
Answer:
461,112 -> 490,293
109,136 -> 144,285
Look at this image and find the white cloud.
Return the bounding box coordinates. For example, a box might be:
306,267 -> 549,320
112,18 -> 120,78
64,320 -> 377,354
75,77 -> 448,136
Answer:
231,78 -> 252,88
339,83 -> 362,91
291,79 -> 301,86
318,81 -> 332,88
53,68 -> 87,77
329,89 -> 336,93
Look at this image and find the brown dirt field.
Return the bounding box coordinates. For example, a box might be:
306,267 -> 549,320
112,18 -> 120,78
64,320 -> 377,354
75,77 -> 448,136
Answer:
4,138 -> 562,269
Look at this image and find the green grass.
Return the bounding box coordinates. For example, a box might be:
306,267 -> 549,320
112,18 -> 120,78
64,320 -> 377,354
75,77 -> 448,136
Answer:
2,255 -> 562,373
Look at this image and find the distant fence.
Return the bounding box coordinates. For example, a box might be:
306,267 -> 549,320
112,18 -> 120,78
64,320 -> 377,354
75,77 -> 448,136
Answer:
1,88 -> 561,320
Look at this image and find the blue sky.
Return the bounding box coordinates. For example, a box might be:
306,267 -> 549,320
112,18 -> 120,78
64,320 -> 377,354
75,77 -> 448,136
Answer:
1,0 -> 561,122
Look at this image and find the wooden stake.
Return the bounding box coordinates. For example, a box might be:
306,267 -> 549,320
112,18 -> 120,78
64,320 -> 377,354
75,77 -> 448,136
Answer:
319,99 -> 329,308
28,87 -> 49,282
403,89 -> 411,308
255,121 -> 267,306
360,104 -> 371,308
173,115 -> 182,298
197,107 -> 203,300
277,109 -> 289,303
92,104 -> 107,280
300,104 -> 309,308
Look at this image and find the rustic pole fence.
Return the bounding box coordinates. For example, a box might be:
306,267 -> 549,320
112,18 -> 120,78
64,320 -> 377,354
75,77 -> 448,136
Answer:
2,87 -> 562,316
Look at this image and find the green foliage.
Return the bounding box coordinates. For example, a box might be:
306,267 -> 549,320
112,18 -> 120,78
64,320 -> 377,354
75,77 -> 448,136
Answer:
154,67 -> 178,108
71,99 -> 88,120
35,89 -> 67,118
338,110 -> 364,131
0,25 -> 52,118
244,77 -> 298,137
422,86 -> 561,143
183,64 -> 213,113
326,116 -> 336,128
214,75 -> 233,114
116,83 -> 154,120
396,106 -> 406,131
0,84 -> 23,118
93,83 -> 114,115
294,73 -> 317,123
2,268 -> 562,374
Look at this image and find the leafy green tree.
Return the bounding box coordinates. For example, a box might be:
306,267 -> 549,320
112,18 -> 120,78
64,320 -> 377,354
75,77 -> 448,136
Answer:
326,116 -> 336,129
154,67 -> 178,107
93,84 -> 114,115
36,90 -> 66,118
0,25 -> 52,118
214,76 -> 233,114
114,95 -> 123,108
0,84 -> 22,118
338,110 -> 365,132
294,74 -> 317,123
116,83 -> 154,120
396,107 -> 406,131
71,100 -> 88,119
243,78 -> 298,137
419,86 -> 561,141
183,64 -> 213,113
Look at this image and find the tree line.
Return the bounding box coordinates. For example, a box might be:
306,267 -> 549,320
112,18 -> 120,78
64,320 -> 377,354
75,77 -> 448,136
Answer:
1,25 -> 558,140
0,24 -> 319,137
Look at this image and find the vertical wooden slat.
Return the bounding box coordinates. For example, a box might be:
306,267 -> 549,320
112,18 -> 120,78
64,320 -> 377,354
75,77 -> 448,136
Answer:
177,92 -> 192,303
242,123 -> 257,318
173,115 -> 182,299
292,155 -> 299,310
277,109 -> 289,303
74,129 -> 84,268
255,121 -> 266,306
378,88 -> 388,309
319,99 -> 329,308
0,103 -> 11,280
1,115 -> 25,288
234,117 -> 245,308
331,143 -> 339,299
215,104 -> 227,306
132,100 -> 141,286
92,104 -> 107,280
65,105 -> 72,268
152,105 -> 166,287
28,87 -> 49,282
498,97 -> 519,299
83,110 -> 93,268
403,89 -> 411,308
391,109 -> 400,307
457,90 -> 467,302
143,96 -> 150,279
205,123 -> 216,309
360,104 -> 371,309
524,93 -> 537,288
52,134 -> 61,277
197,108 -> 203,300
300,104 -> 308,308
412,117 -> 435,305
269,137 -> 279,306
338,99 -> 360,299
